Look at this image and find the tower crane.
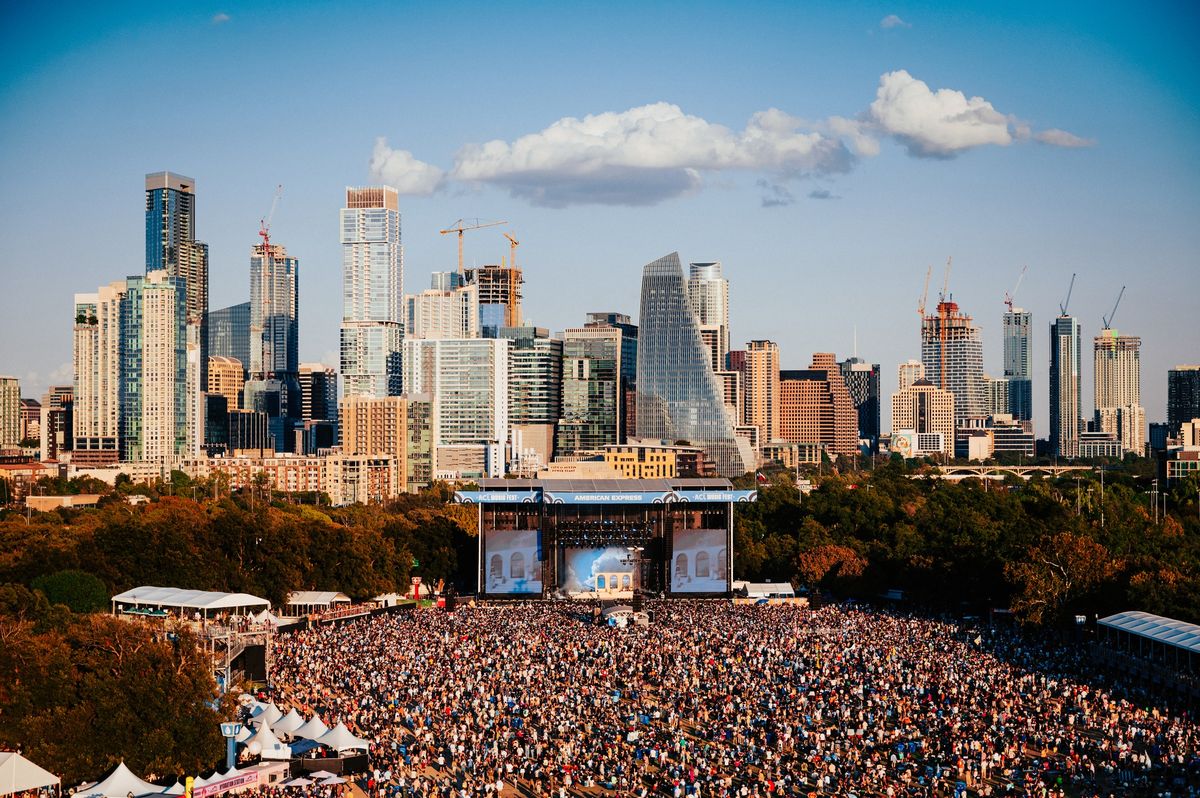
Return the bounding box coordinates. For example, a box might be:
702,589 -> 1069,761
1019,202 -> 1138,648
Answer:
1102,285 -> 1126,330
439,218 -> 507,274
917,265 -> 932,317
1059,273 -> 1077,316
939,256 -> 953,302
259,185 -> 284,251
1004,265 -> 1027,311
503,232 -> 520,269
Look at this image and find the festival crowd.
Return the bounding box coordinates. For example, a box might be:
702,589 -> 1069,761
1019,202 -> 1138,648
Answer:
248,602 -> 1200,797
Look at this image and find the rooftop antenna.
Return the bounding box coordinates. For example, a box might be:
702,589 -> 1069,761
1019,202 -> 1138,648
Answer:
1059,272 -> 1076,316
1102,285 -> 1125,330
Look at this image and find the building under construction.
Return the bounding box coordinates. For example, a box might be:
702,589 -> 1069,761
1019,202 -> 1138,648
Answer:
920,299 -> 987,422
467,264 -> 523,331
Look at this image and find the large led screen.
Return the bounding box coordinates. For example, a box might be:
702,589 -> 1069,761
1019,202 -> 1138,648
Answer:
561,547 -> 636,594
483,529 -> 542,594
670,528 -> 728,593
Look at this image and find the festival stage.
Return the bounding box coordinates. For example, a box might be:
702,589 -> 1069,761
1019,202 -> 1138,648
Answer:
456,478 -> 757,599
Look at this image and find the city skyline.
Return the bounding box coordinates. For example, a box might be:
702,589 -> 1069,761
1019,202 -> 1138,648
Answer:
1,2 -> 1198,435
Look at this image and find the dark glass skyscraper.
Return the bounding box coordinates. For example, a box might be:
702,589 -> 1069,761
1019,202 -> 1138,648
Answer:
1168,365 -> 1200,434
839,357 -> 881,452
636,252 -> 752,477
250,242 -> 300,418
206,302 -> 251,376
1003,309 -> 1033,423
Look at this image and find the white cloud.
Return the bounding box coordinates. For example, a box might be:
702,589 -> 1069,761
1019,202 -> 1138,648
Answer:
449,103 -> 855,207
1035,128 -> 1096,148
880,14 -> 911,29
369,138 -> 445,195
869,69 -> 1013,157
211,12 -> 230,24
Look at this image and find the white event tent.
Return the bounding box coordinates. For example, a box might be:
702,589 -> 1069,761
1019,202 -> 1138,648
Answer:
111,586 -> 270,619
0,752 -> 60,795
292,714 -> 329,740
75,762 -> 161,798
315,722 -> 371,752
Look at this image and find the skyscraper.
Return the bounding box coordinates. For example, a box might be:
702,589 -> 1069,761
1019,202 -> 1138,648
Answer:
686,262 -> 729,373
1168,366 -> 1200,435
1094,331 -> 1144,454
121,270 -> 189,464
250,242 -> 300,415
779,354 -> 858,457
341,186 -> 403,397
298,364 -> 339,423
1049,315 -> 1082,458
73,282 -> 125,462
145,171 -> 209,386
921,299 -> 986,422
743,341 -> 780,446
891,379 -> 955,459
1003,308 -> 1033,422
898,359 -> 926,391
405,277 -> 479,340
0,376 -> 19,449
839,357 -> 881,452
557,325 -> 623,455
39,385 -> 73,462
467,264 -> 523,335
206,301 -> 251,377
499,326 -> 563,470
636,253 -> 753,477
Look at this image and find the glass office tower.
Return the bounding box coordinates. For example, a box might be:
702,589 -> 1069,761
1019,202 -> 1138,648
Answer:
1003,308 -> 1033,423
636,252 -> 753,477
341,187 -> 403,397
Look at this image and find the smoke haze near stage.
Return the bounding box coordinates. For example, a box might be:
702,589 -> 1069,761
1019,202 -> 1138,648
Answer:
562,547 -> 636,593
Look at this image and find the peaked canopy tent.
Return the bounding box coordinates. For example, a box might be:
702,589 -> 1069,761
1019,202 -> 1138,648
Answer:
0,752 -> 60,795
111,586 -> 270,619
315,722 -> 371,752
75,762 -> 160,798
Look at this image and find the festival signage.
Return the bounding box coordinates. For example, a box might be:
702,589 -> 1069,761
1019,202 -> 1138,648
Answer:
193,772 -> 258,798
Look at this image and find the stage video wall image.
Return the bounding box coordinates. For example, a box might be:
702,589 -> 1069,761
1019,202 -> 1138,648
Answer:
483,529 -> 543,594
561,547 -> 636,593
670,528 -> 728,593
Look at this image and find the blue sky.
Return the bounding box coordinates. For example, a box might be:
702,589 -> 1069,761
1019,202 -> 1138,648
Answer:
2,1 -> 1197,434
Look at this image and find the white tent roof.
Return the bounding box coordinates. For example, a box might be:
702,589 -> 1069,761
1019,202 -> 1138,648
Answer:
315,722 -> 371,752
248,722 -> 292,760
0,752 -> 60,795
250,701 -> 283,726
286,591 -> 351,606
164,781 -> 185,795
112,586 -> 269,612
273,708 -> 305,736
1099,610 -> 1200,653
76,762 -> 161,798
292,714 -> 329,740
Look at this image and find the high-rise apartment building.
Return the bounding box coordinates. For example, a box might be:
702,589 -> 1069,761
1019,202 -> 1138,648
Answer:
1094,331 -> 1144,454
985,375 -> 1010,416
1049,315 -> 1082,458
207,356 -> 244,411
402,338 -> 509,477
557,325 -> 623,456
686,262 -> 729,373
405,278 -> 479,340
744,340 -> 780,445
1168,366 -> 1200,435
249,243 -> 300,409
891,379 -> 955,459
122,271 -> 189,464
467,264 -> 523,335
586,312 -> 639,439
498,327 -> 562,465
1003,308 -> 1033,422
206,301 -> 251,377
39,386 -> 73,461
839,357 -> 881,452
19,400 -> 40,444
0,376 -> 19,449
921,299 -> 986,421
898,359 -> 925,391
341,186 -> 403,398
145,172 -> 209,387
73,282 -> 125,461
339,394 -> 435,494
779,354 -> 858,457
636,253 -> 753,477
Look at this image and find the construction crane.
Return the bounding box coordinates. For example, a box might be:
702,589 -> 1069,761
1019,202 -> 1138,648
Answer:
917,264 -> 932,317
939,256 -> 953,302
1059,272 -> 1076,316
1102,285 -> 1126,330
503,232 -> 520,269
1004,265 -> 1028,311
258,185 -> 284,251
439,218 -> 507,274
